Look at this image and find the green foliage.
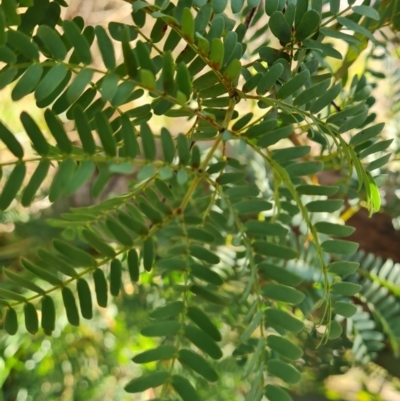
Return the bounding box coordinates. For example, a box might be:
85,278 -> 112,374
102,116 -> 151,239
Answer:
0,1 -> 398,400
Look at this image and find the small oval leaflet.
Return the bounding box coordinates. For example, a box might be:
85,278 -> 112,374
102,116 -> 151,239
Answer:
258,263 -> 303,287
93,268 -> 108,307
328,261 -> 359,276
262,283 -> 305,305
322,239 -> 359,255
186,306 -> 222,342
62,287 -> 80,326
133,345 -> 177,364
0,162 -> 26,211
141,320 -> 182,337
267,335 -> 303,360
253,241 -> 298,260
264,384 -> 293,401
178,349 -> 219,382
5,308 -> 18,335
334,301 -> 358,318
41,296 -> 56,335
125,371 -> 170,393
189,244 -> 220,264
149,301 -> 184,320
266,359 -> 302,384
183,324 -> 223,359
24,302 -> 39,334
265,308 -> 305,334
171,374 -> 200,401
77,278 -> 93,320
331,282 -> 362,296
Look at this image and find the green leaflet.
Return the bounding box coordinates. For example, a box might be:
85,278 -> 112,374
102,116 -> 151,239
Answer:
264,385 -> 293,401
0,121 -> 24,158
183,324 -> 223,359
100,73 -> 119,101
267,335 -> 303,360
37,25 -> 67,61
266,360 -> 302,384
295,10 -> 321,41
328,261 -> 359,276
262,283 -> 305,305
257,125 -> 293,147
12,63 -> 43,101
234,199 -> 272,214
95,112 -> 117,157
209,38 -> 224,70
309,82 -> 342,113
41,295 -> 56,335
186,306 -> 221,342
223,59 -> 241,83
178,349 -> 219,382
350,123 -> 385,146
0,287 -> 26,302
20,112 -> 49,156
63,20 -> 92,64
306,199 -> 344,213
35,64 -> 69,102
120,114 -> 140,159
0,67 -> 17,90
93,268 -> 108,307
352,5 -> 380,21
4,308 -> 18,335
133,345 -> 177,364
265,308 -> 304,333
187,227 -> 214,243
37,248 -> 78,278
162,50 -> 175,95
77,278 -> 93,319
67,68 -> 93,103
65,160 -> 96,195
245,221 -> 288,236
331,282 -> 362,296
257,64 -> 284,94
149,301 -> 184,320
253,241 -> 298,260
176,62 -> 192,99
106,216 -> 134,246
269,11 -> 291,44
240,310 -> 263,342
171,375 -> 200,401
189,262 -> 223,286
110,259 -> 122,296
277,70 -> 310,99
272,146 -> 311,163
293,78 -> 331,107
140,122 -> 156,161
189,244 -> 220,264
141,320 -> 181,337
286,161 -> 324,177
4,269 -> 45,295
0,162 -> 26,210
127,249 -> 139,282
44,109 -> 72,154
125,371 -> 170,393
328,320 -> 343,340
95,25 -> 116,71
0,7 -> 6,47
334,301 -> 357,318
193,70 -> 219,90
322,239 -> 359,255
297,184 -> 339,196
24,302 -> 39,334
62,287 -> 80,326
315,222 -> 355,237
258,263 -> 303,287
7,29 -> 39,60
49,158 -> 76,202
177,133 -> 190,165
181,7 -> 194,43
143,238 -> 155,272
82,228 -> 115,258
21,258 -> 63,286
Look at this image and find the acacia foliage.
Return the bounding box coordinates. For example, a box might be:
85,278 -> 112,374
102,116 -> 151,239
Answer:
0,0 -> 399,400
